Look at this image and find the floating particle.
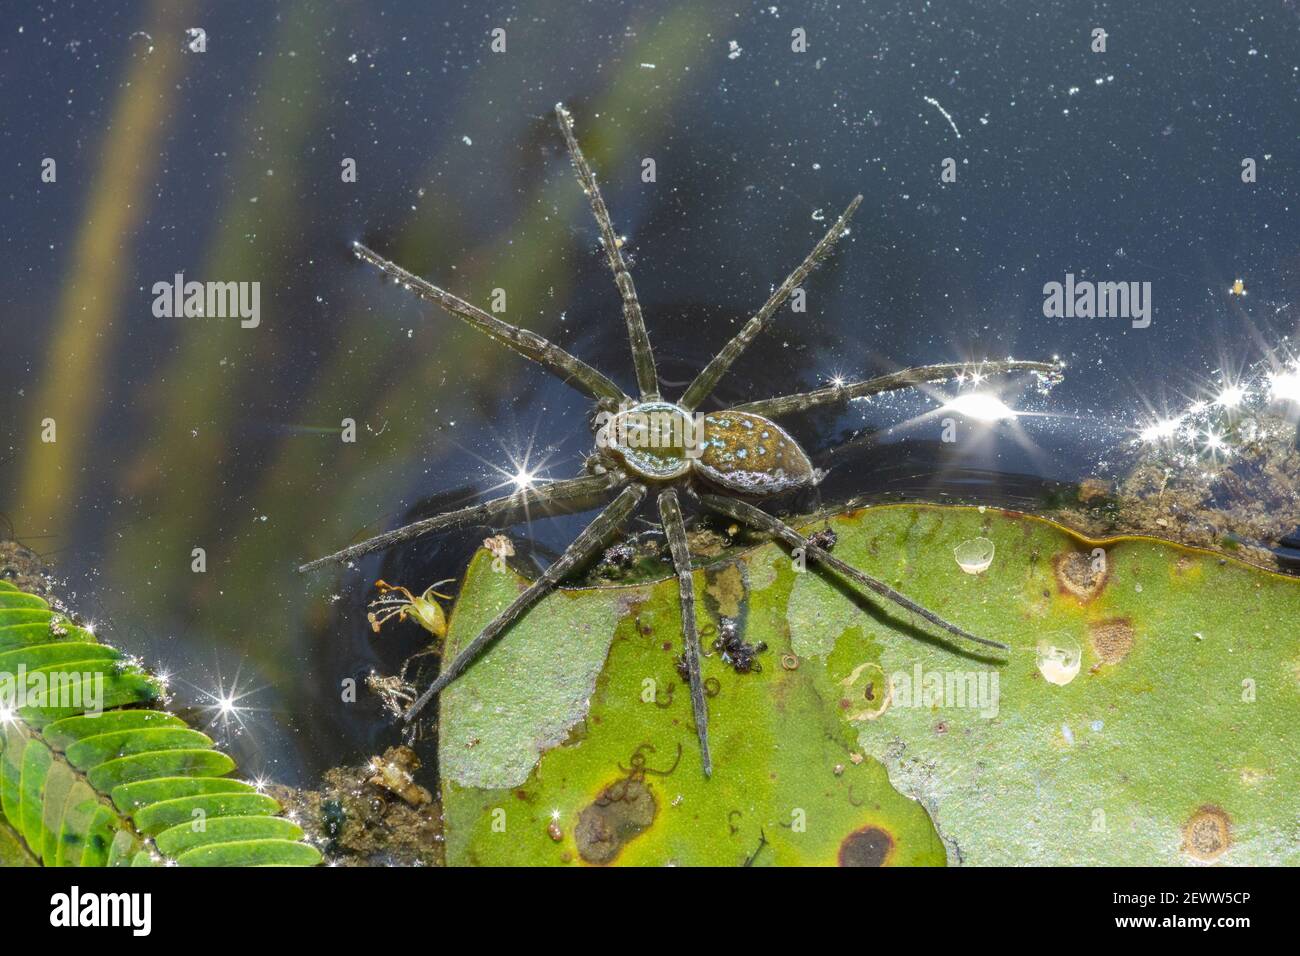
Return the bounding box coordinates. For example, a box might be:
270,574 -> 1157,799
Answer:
727,40 -> 742,59
953,537 -> 995,574
1036,637 -> 1082,686
922,95 -> 962,139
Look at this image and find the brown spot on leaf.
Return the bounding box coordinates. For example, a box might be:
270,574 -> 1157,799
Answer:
1089,618 -> 1134,664
838,826 -> 895,866
575,779 -> 657,865
704,561 -> 747,619
1182,806 -> 1232,861
1053,550 -> 1109,603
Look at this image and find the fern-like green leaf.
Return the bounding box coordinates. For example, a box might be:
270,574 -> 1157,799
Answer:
0,580 -> 321,866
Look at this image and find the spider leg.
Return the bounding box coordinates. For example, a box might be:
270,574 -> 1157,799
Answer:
297,472 -> 621,572
696,493 -> 1009,654
554,104 -> 659,401
656,488 -> 713,778
730,360 -> 1061,419
404,482 -> 647,722
352,242 -> 629,407
679,195 -> 863,412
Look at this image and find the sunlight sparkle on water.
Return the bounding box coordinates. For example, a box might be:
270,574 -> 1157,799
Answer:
190,668 -> 261,736
941,392 -> 1016,422
1139,415 -> 1184,443
1270,366 -> 1300,404
1214,384 -> 1247,408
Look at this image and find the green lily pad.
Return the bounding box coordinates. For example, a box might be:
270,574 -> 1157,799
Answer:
438,504 -> 1300,866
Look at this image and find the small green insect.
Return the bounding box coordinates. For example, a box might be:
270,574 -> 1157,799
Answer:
367,579 -> 454,640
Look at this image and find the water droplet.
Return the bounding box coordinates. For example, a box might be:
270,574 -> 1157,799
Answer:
953,537 -> 995,574
1036,636 -> 1082,686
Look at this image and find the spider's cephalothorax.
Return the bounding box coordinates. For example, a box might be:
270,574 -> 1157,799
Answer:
301,104 -> 1062,777
597,400 -> 819,495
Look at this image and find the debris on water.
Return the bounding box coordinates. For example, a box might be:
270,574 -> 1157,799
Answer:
807,527 -> 838,551
1047,402 -> 1300,573
366,746 -> 434,806
953,537 -> 996,574
483,534 -> 514,560
270,748 -> 443,866
0,539 -> 56,597
712,617 -> 766,673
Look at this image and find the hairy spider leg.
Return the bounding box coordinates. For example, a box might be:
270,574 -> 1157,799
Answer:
351,241 -> 628,407
403,482 -> 647,722
679,195 -> 863,412
656,487 -> 713,777
555,103 -> 660,402
298,472 -> 622,572
731,360 -> 1061,420
697,493 -> 1009,655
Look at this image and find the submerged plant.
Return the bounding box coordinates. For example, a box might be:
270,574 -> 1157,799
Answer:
300,105 -> 1059,776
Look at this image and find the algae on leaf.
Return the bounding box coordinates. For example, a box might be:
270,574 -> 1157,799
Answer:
438,504 -> 1300,866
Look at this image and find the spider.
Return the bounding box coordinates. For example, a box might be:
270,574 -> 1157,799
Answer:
300,104 -> 1060,777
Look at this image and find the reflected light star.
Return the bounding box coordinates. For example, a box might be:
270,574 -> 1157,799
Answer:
186,666 -> 263,737
1201,430 -> 1229,458
1214,383 -> 1247,408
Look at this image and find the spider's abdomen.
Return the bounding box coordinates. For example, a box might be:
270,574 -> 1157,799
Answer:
693,411 -> 819,496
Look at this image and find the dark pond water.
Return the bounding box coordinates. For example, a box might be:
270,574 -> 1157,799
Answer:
2,0 -> 1298,784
